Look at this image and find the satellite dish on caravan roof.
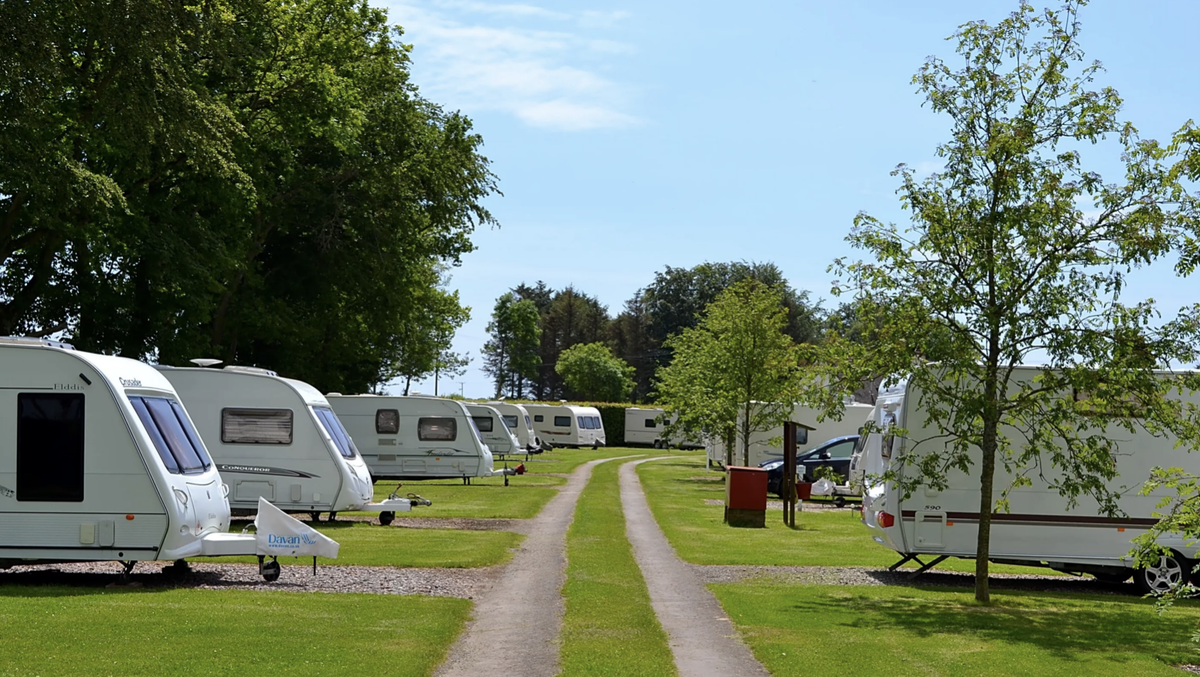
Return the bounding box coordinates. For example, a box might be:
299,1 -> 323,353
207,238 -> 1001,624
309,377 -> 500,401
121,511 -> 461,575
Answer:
190,358 -> 223,368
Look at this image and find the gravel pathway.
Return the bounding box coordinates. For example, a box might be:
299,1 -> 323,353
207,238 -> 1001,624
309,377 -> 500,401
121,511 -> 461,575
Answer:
620,458 -> 770,677
0,560 -> 499,598
434,457 -> 620,677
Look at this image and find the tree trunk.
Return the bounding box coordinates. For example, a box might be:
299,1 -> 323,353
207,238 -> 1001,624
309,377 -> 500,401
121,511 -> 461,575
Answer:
724,428 -> 735,467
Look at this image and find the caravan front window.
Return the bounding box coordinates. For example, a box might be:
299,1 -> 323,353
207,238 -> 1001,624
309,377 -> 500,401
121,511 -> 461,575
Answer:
313,407 -> 358,459
130,396 -> 213,474
17,393 -> 85,502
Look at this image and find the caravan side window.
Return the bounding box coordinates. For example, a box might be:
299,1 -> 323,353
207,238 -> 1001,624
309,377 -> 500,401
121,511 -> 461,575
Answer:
376,409 -> 400,434
222,409 -> 293,444
534,414 -> 544,423
419,417 -> 457,441
17,393 -> 85,502
502,415 -> 519,429
472,416 -> 494,433
644,418 -> 656,428
555,416 -> 571,427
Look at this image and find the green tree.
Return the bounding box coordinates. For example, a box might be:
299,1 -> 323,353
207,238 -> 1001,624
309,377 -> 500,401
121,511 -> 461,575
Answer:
380,268 -> 471,395
555,342 -> 635,402
656,279 -> 802,466
482,293 -> 542,398
806,1 -> 1200,604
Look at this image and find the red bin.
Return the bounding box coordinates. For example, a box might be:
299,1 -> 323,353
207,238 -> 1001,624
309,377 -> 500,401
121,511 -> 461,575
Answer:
725,466 -> 767,528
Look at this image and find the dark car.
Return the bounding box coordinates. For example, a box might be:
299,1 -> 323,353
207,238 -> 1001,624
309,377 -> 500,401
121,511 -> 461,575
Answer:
760,434 -> 860,497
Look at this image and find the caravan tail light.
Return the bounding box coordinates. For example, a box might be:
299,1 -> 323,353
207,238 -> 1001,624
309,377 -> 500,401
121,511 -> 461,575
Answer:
877,511 -> 895,528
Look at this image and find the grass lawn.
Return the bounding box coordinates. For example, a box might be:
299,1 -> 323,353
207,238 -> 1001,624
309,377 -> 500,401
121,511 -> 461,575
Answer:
209,520 -> 522,568
560,458 -> 677,676
355,473 -> 565,519
0,586 -> 469,676
523,446 -> 659,474
711,582 -> 1200,676
637,455 -> 1057,575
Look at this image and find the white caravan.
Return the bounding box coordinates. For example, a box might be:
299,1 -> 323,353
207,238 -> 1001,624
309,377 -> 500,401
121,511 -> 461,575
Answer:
525,404 -> 606,448
707,402 -> 874,468
859,369 -> 1200,593
624,407 -> 703,449
328,394 -> 500,483
465,404 -> 522,456
0,338 -> 330,581
485,402 -> 545,452
159,366 -> 414,524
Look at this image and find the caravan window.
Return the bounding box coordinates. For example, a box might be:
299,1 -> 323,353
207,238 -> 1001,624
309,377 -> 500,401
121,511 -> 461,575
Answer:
472,416 -> 494,433
313,407 -> 358,459
222,409 -> 293,444
554,416 -> 571,427
419,417 -> 457,441
644,418 -> 656,428
502,415 -> 519,429
130,396 -> 213,474
376,409 -> 399,434
17,393 -> 85,502
534,414 -> 544,423
525,415 -> 532,428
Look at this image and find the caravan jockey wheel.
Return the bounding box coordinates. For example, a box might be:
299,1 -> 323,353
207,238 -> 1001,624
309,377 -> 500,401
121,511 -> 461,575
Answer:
379,511 -> 395,526
261,560 -> 281,582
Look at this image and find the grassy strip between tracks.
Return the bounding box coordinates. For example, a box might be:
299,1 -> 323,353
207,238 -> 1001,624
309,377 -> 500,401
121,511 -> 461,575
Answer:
0,586 -> 469,677
560,458 -> 678,677
209,520 -> 523,568
636,455 -> 1055,575
710,581 -> 1200,677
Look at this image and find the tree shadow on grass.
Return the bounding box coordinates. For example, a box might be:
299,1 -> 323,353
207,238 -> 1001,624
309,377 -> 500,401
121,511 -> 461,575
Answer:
780,587 -> 1197,664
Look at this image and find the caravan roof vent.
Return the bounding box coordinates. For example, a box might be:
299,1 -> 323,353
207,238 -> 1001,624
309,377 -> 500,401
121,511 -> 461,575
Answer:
190,358 -> 223,368
0,336 -> 75,350
223,365 -> 278,376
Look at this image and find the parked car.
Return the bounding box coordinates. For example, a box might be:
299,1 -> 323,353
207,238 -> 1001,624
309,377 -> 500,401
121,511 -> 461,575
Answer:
760,435 -> 860,497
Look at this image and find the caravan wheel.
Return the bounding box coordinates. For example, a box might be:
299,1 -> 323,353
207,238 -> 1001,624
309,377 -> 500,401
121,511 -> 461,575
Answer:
261,560 -> 281,582
379,511 -> 395,526
1135,551 -> 1187,595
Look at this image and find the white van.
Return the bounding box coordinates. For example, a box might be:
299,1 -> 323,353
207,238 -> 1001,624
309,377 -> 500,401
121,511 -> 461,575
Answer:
524,404 -> 606,448
859,368 -> 1200,594
485,401 -> 545,452
0,338 -> 317,580
706,402 -> 873,468
159,366 -> 414,524
465,404 -> 522,456
328,394 -> 498,483
624,407 -> 704,449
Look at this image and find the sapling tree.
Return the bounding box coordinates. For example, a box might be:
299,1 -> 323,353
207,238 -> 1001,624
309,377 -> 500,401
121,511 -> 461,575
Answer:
804,1 -> 1200,603
656,278 -> 802,467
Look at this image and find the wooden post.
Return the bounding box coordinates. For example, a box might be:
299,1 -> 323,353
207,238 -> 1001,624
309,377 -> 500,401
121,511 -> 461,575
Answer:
782,421 -> 796,527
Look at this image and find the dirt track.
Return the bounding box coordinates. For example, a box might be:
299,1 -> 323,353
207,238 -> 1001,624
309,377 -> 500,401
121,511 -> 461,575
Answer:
620,457 -> 770,677
434,457 -> 617,677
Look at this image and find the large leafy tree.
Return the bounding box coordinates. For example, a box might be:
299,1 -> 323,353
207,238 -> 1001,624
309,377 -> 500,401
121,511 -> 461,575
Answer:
555,342 -> 635,402
482,293 -> 542,398
379,267 -> 471,395
1,0 -> 495,393
656,279 -> 802,466
807,1 -> 1200,604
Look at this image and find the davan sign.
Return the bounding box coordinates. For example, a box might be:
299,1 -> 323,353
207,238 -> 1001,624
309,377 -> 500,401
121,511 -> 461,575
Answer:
266,533 -> 319,547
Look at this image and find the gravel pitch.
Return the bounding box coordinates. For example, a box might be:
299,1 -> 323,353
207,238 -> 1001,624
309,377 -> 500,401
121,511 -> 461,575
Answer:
0,560 -> 501,598
692,564 -> 1140,595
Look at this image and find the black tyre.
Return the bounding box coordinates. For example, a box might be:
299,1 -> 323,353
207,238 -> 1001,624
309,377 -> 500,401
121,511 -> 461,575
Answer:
833,496 -> 847,508
310,512 -> 322,522
379,511 -> 395,526
1135,551 -> 1187,595
261,560 -> 281,582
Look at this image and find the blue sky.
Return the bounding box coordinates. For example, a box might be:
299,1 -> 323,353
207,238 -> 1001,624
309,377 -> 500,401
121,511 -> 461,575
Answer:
377,0 -> 1200,398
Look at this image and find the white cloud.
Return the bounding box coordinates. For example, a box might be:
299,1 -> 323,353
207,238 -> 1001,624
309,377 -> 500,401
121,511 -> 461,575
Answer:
385,1 -> 640,131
